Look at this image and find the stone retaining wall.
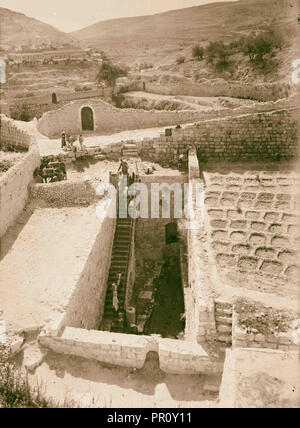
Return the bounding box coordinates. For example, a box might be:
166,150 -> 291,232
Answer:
39,327 -> 222,374
41,198 -> 116,332
232,311 -> 299,352
187,151 -> 216,342
144,82 -> 290,102
0,115 -> 40,237
37,97 -> 206,138
137,108 -> 299,163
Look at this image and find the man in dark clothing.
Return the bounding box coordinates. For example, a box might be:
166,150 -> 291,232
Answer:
61,132 -> 66,149
118,158 -> 129,176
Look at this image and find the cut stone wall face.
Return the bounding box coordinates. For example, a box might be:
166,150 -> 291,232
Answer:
39,327 -> 222,375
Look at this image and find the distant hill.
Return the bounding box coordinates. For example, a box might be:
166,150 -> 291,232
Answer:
71,0 -> 296,64
0,7 -> 77,50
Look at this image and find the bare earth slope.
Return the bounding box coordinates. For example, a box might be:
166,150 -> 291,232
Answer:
71,0 -> 293,52
0,7 -> 77,50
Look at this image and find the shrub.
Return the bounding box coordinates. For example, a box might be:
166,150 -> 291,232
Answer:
111,93 -> 125,108
206,41 -> 230,71
13,103 -> 31,122
192,44 -> 204,61
0,345 -> 53,408
176,56 -> 185,65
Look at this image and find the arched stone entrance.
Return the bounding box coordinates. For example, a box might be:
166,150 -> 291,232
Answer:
81,106 -> 94,131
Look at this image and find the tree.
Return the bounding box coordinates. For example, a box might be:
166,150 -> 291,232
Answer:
206,41 -> 230,70
242,29 -> 284,66
96,60 -> 128,87
192,44 -> 204,61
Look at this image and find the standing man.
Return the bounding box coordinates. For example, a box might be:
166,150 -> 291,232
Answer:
61,131 -> 66,150
79,134 -> 84,150
118,158 -> 129,176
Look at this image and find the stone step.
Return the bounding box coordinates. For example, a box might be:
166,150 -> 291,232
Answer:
124,143 -> 137,149
217,335 -> 232,343
111,259 -> 128,265
123,151 -> 138,156
112,256 -> 128,262
203,382 -> 220,395
115,228 -> 130,233
109,271 -> 126,279
215,307 -> 232,316
114,239 -> 130,244
217,325 -> 232,334
123,147 -> 138,152
116,230 -> 130,236
216,316 -> 232,325
110,267 -> 128,274
113,249 -> 130,255
215,300 -> 233,309
113,246 -> 129,251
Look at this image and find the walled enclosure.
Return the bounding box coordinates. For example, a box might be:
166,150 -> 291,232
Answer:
37,97 -> 216,138
135,174 -> 187,261
0,115 -> 40,237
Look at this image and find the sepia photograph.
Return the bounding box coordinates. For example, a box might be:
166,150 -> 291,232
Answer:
0,0 -> 299,411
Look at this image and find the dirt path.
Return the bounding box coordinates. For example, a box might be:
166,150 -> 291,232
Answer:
28,350 -> 217,408
126,92 -> 257,111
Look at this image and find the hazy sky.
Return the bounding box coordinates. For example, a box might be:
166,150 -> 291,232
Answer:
0,0 -> 237,32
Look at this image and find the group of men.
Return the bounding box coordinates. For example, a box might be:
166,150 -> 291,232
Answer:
61,132 -> 86,153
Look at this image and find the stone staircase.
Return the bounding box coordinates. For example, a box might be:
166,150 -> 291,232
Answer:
122,142 -> 138,158
100,214 -> 133,332
215,300 -> 233,351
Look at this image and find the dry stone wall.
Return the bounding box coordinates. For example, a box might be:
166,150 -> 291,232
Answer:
30,180 -> 100,207
144,81 -> 290,102
232,312 -> 299,352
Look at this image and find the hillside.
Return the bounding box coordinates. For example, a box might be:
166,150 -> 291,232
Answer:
0,7 -> 77,50
71,0 -> 297,66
